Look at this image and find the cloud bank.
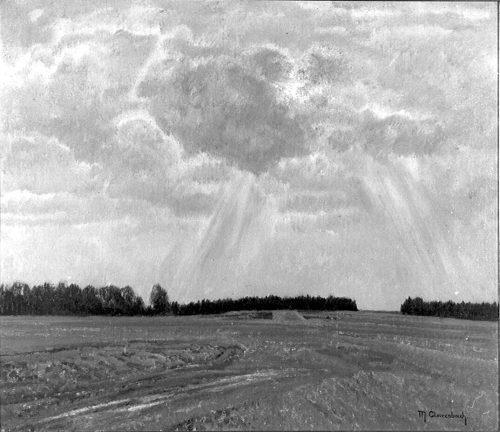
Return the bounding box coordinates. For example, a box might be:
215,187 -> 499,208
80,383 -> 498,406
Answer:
1,1 -> 496,309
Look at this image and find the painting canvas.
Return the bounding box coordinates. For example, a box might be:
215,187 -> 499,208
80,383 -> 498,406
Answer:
0,1 -> 498,430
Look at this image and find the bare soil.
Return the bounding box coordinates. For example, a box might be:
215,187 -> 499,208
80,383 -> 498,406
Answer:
0,311 -> 497,431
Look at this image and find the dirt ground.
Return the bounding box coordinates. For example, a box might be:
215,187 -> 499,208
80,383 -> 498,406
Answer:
0,311 -> 497,431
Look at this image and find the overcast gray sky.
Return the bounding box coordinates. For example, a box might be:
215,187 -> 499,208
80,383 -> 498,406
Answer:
1,1 -> 497,309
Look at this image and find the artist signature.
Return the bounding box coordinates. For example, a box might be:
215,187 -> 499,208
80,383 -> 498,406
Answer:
418,410 -> 467,426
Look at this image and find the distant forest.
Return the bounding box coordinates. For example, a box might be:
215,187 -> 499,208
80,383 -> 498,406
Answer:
400,297 -> 498,321
0,282 -> 358,316
172,294 -> 358,315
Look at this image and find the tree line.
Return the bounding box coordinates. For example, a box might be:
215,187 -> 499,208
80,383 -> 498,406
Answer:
0,282 -> 358,316
170,294 -> 358,315
400,297 -> 498,321
0,282 -> 150,316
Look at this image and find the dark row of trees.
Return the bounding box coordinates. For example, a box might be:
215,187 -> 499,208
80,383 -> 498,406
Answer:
0,282 -> 166,316
400,297 -> 498,321
0,282 -> 357,316
170,295 -> 358,315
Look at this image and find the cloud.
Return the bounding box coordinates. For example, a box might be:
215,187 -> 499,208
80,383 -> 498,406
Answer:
411,2 -> 492,22
141,54 -> 307,173
101,112 -> 236,214
1,1 -> 52,48
3,21 -> 166,163
246,47 -> 292,82
273,151 -> 352,190
2,134 -> 100,194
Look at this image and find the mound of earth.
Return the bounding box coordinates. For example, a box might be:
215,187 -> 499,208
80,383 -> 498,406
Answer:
272,310 -> 306,323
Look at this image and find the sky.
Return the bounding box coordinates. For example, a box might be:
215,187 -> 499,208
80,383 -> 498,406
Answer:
0,1 -> 497,309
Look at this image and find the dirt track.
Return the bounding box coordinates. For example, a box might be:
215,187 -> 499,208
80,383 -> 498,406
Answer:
0,311 -> 497,431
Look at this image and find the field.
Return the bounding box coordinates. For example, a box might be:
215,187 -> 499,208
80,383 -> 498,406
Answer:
0,311 -> 498,431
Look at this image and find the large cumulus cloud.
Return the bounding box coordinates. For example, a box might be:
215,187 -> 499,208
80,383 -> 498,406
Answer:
141,54 -> 306,173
